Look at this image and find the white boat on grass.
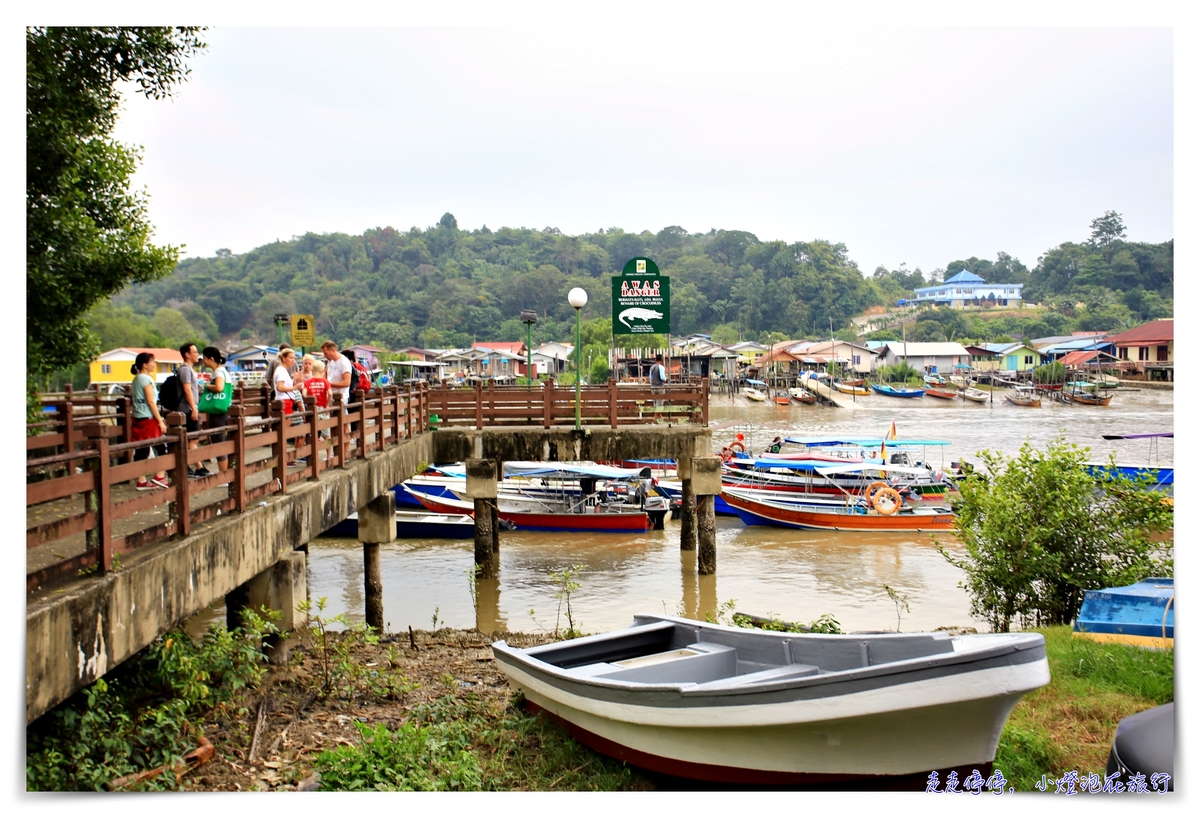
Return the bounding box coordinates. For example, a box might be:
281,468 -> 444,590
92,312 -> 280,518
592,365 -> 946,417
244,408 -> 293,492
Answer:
493,614 -> 1049,785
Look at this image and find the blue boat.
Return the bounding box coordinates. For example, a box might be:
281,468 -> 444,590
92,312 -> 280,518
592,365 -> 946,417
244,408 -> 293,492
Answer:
1073,578 -> 1174,649
870,383 -> 926,398
1083,463 -> 1174,491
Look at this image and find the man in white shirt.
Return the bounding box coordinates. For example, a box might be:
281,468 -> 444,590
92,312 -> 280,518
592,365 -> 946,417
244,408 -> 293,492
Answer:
322,340 -> 352,404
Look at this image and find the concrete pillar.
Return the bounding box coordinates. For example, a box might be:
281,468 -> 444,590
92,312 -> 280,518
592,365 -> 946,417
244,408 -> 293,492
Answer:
245,550 -> 309,664
692,456 -> 722,575
491,503 -> 500,554
465,459 -> 499,577
358,492 -> 396,631
678,457 -> 697,552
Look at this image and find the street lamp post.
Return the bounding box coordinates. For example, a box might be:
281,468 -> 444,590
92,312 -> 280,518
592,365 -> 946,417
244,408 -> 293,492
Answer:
567,288 -> 588,429
520,309 -> 538,387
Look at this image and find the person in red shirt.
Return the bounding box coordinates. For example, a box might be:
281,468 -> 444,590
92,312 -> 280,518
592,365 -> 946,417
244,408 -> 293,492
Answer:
305,359 -> 333,462
304,359 -> 331,408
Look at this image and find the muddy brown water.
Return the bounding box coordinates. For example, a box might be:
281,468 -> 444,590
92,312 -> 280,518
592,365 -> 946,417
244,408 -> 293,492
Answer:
189,386 -> 1172,636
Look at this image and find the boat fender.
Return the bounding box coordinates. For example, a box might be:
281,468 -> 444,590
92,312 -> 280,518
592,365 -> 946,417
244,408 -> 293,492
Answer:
872,487 -> 902,515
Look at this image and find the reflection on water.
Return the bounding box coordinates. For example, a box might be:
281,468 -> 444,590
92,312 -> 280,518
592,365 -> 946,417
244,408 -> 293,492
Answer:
306,519 -> 969,635
197,388 -> 1173,636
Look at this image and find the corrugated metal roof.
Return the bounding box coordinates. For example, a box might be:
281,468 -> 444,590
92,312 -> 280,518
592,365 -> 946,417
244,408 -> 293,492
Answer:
881,342 -> 971,357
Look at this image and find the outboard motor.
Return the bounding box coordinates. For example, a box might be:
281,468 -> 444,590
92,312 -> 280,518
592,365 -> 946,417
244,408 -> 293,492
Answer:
644,495 -> 669,530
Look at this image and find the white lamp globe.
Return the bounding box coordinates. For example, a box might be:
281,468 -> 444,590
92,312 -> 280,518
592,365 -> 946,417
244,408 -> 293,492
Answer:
568,287 -> 588,308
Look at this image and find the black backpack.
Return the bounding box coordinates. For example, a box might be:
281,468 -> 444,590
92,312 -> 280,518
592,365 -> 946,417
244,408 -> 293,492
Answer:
157,373 -> 183,412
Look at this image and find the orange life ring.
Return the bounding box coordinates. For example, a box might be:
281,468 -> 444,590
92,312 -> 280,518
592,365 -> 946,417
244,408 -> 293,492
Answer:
872,487 -> 902,515
866,481 -> 889,501
729,441 -> 746,453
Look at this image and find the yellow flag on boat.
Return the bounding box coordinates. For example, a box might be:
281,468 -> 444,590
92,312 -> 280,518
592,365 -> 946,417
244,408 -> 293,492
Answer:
887,420 -> 897,441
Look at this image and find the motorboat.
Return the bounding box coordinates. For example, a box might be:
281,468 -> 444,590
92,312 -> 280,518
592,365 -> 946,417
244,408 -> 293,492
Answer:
787,387 -> 816,404
744,379 -> 768,401
958,387 -> 989,403
492,614 -> 1049,784
723,486 -> 956,532
1004,386 -> 1042,407
924,388 -> 958,400
320,509 -> 511,539
1073,578 -> 1174,650
870,383 -> 926,398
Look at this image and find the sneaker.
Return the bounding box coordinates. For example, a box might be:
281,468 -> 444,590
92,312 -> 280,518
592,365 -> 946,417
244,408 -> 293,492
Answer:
151,476 -> 170,489
190,468 -> 214,478
136,480 -> 154,491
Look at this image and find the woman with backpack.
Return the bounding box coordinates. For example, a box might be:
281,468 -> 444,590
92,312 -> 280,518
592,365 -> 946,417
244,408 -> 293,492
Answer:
130,352 -> 170,490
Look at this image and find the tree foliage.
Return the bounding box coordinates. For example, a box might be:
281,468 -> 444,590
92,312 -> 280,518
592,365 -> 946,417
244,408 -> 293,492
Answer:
26,26 -> 206,385
940,439 -> 1172,633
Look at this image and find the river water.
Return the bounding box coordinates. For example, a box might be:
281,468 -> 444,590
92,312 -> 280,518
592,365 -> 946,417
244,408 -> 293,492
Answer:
193,386 -> 1173,636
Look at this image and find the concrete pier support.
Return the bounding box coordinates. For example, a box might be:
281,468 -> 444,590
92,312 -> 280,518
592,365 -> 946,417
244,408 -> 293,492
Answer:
358,493 -> 396,631
692,456 -> 722,575
466,459 -> 499,577
678,459 -> 696,552
245,550 -> 308,664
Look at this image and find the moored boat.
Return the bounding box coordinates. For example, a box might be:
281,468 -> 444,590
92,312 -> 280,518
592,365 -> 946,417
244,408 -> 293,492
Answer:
744,379 -> 768,401
320,509 -> 511,539
925,387 -> 958,400
1069,390 -> 1113,406
787,387 -> 816,404
492,614 -> 1049,784
833,380 -> 870,395
870,383 -> 926,399
723,486 -> 955,531
1004,386 -> 1042,407
410,487 -> 652,532
773,391 -> 792,406
1073,578 -> 1174,649
958,387 -> 989,403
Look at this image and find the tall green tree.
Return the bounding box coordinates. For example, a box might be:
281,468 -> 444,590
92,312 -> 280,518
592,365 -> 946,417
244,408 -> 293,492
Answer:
26,26 -> 206,386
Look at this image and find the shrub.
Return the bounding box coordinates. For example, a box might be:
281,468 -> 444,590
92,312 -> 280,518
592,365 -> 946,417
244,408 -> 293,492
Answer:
939,438 -> 1172,632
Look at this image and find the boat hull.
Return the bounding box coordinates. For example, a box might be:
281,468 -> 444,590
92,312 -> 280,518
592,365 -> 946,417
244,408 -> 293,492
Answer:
320,510 -> 479,539
1070,393 -> 1113,406
925,388 -> 958,400
414,491 -> 650,532
723,491 -> 955,531
1073,578 -> 1174,649
493,616 -> 1049,782
870,384 -> 925,398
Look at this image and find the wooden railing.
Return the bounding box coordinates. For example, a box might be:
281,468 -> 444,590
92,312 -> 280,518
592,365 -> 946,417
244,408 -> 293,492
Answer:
26,384 -> 431,593
27,377 -> 707,592
426,377 -> 709,428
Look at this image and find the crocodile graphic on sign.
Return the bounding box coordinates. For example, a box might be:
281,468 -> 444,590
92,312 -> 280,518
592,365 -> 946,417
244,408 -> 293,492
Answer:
618,307 -> 664,329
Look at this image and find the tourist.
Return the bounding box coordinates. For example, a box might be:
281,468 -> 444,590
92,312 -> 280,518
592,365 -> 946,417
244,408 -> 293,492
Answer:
767,436 -> 783,454
273,348 -> 302,414
322,341 -> 352,404
130,352 -> 169,490
305,359 -> 332,462
200,346 -> 231,475
178,342 -> 209,478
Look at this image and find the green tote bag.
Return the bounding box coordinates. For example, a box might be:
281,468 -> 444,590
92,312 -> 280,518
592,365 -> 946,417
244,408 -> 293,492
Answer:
199,382 -> 234,414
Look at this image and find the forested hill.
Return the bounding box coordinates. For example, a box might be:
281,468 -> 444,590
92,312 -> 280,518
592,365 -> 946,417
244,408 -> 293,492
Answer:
107,212 -> 1172,354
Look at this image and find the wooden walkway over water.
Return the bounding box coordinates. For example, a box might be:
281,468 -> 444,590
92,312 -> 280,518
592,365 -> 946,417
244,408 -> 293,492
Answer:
25,380 -> 711,723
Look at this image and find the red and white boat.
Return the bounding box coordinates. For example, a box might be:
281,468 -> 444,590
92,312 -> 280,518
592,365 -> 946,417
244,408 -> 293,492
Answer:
406,472 -> 653,533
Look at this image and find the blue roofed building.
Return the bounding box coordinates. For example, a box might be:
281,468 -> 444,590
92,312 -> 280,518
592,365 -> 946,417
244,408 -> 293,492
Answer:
912,270 -> 1024,309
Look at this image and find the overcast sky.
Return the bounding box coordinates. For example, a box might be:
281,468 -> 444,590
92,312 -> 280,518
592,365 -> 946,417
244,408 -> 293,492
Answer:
110,24 -> 1172,276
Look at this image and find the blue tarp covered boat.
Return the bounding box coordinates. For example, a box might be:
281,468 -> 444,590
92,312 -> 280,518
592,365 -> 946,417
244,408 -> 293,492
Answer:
1073,578 -> 1174,649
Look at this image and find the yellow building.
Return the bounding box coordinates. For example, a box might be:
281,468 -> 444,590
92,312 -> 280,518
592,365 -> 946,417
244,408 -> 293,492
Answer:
89,347 -> 184,387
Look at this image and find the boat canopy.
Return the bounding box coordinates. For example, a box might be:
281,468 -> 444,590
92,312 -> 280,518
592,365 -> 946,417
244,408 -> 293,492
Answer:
813,462 -> 944,478
785,436 -> 950,447
745,379 -> 767,386
430,461 -> 650,480
750,459 -> 937,478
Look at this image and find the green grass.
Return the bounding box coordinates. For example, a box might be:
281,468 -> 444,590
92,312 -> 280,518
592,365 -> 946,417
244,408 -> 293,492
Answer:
994,626 -> 1173,791
315,693 -> 650,791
